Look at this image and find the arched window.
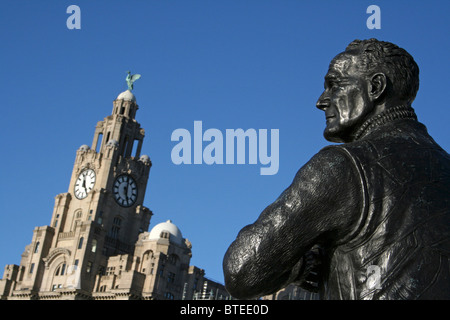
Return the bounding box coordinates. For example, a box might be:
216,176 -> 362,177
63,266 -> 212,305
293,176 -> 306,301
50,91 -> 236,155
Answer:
55,263 -> 66,276
50,260 -> 68,291
95,133 -> 103,153
143,250 -> 154,261
141,250 -> 154,273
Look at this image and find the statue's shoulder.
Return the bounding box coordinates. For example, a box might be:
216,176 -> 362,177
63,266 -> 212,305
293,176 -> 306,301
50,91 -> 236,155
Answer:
300,144 -> 363,176
316,142 -> 377,178
319,141 -> 369,159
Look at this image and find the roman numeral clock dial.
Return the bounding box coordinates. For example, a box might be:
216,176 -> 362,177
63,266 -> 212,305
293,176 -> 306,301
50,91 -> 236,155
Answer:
113,174 -> 138,207
74,169 -> 96,199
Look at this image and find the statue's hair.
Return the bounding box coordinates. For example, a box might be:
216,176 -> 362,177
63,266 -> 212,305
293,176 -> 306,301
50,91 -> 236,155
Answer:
345,39 -> 419,105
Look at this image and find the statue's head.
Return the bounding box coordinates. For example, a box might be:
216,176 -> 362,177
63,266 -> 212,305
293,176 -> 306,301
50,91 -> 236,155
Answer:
316,38 -> 419,143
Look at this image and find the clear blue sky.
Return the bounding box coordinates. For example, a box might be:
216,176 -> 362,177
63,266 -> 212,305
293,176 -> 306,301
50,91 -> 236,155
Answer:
0,0 -> 448,284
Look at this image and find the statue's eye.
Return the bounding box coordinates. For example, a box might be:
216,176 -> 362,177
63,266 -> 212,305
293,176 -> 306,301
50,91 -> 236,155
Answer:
326,81 -> 336,90
325,77 -> 338,89
331,80 -> 343,89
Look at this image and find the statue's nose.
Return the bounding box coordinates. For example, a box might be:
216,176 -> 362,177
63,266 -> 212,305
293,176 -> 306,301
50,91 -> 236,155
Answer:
316,92 -> 330,110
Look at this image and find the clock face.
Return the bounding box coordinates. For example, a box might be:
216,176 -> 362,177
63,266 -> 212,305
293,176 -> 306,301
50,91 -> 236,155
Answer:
113,174 -> 138,207
74,169 -> 96,199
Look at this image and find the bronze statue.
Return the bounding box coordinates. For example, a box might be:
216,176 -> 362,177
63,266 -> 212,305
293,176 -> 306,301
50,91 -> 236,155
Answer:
223,39 -> 450,300
126,71 -> 141,91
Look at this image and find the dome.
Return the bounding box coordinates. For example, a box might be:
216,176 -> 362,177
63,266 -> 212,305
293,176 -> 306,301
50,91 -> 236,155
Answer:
116,89 -> 136,101
148,220 -> 183,245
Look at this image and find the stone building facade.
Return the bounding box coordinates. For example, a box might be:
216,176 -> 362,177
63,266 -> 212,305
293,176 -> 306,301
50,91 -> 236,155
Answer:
0,89 -> 229,300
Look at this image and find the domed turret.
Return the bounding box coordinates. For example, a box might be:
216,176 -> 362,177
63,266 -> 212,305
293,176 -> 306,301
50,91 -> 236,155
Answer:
116,89 -> 136,102
148,220 -> 183,245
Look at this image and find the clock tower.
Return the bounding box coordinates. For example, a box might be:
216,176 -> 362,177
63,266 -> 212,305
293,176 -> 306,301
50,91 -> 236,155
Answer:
4,88 -> 153,299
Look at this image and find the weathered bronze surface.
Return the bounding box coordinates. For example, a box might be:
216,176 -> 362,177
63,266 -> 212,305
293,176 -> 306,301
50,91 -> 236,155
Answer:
223,39 -> 450,300
126,71 -> 141,91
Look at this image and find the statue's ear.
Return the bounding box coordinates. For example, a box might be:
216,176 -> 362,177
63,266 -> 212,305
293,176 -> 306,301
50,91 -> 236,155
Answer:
369,73 -> 387,101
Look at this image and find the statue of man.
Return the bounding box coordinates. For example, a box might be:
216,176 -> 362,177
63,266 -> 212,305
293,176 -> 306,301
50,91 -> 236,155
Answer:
223,39 -> 450,300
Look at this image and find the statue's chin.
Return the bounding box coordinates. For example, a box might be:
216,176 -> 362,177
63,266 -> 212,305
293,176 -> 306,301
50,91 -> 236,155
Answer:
323,129 -> 354,143
324,130 -> 345,143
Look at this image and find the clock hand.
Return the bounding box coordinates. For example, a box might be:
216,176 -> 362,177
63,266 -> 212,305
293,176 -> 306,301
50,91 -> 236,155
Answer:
122,183 -> 128,201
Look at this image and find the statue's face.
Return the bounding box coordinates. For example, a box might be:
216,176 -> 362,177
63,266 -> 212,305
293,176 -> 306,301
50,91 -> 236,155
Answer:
316,52 -> 374,143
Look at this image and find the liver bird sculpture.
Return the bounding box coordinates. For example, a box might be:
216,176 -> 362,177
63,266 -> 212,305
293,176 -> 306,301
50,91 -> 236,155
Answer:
126,71 -> 141,91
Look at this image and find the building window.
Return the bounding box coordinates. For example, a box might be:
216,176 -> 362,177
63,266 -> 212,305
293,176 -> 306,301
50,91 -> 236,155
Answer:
122,136 -> 129,157
61,263 -> 66,275
105,132 -> 111,146
97,211 -> 103,224
86,261 -> 93,273
98,266 -> 105,276
78,237 -> 84,249
167,272 -> 175,283
110,216 -> 122,239
164,292 -> 174,300
161,231 -> 170,240
54,214 -> 59,228
76,210 -> 82,219
91,239 -> 97,253
29,263 -> 35,274
95,133 -> 103,153
169,254 -> 178,265
55,263 -> 66,276
142,250 -> 153,268
106,267 -> 115,276
34,242 -> 40,253
193,278 -> 199,290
